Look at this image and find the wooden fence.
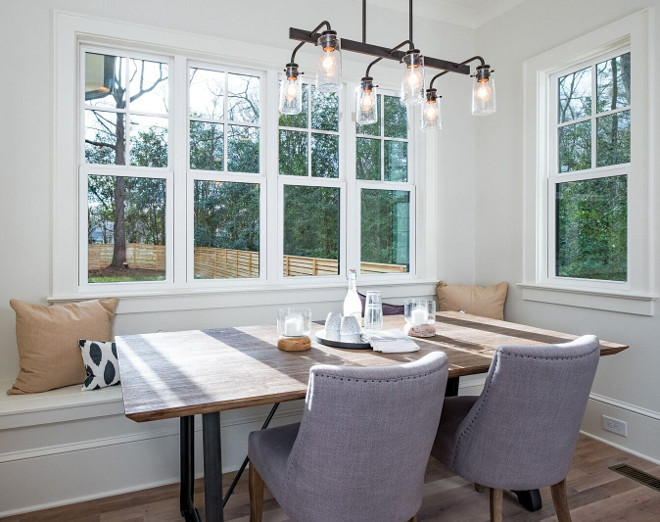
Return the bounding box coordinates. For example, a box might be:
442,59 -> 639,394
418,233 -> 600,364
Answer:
88,244 -> 166,271
88,244 -> 408,277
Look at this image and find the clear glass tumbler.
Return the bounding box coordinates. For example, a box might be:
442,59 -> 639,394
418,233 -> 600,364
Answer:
364,290 -> 383,330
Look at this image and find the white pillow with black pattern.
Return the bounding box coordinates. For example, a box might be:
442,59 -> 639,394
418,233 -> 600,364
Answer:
79,340 -> 120,391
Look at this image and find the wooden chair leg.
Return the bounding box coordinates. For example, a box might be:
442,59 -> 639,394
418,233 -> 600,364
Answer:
249,464 -> 264,522
550,478 -> 573,522
489,488 -> 503,522
407,516 -> 417,522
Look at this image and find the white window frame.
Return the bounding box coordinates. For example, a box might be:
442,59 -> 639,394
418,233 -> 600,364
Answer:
520,9 -> 655,315
78,44 -> 175,294
351,88 -> 416,280
185,60 -> 267,287
275,78 -> 347,284
52,13 -> 436,307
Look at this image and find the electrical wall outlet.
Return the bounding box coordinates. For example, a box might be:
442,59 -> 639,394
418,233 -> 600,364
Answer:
602,415 -> 628,437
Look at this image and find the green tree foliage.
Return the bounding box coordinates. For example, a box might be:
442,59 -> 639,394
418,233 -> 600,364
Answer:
194,181 -> 259,252
88,174 -> 166,246
284,186 -> 339,260
556,176 -> 627,281
555,53 -> 630,281
361,190 -> 410,268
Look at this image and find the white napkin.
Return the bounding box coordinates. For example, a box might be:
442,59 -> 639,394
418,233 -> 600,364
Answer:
364,329 -> 420,353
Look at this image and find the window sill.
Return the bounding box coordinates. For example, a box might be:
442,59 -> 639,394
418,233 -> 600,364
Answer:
517,283 -> 656,316
49,279 -> 439,315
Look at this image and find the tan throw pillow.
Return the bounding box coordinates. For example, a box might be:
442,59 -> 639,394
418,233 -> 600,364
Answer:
436,281 -> 508,320
8,298 -> 119,395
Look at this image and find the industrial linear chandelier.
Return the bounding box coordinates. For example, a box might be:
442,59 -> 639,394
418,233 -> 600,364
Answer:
280,0 -> 496,131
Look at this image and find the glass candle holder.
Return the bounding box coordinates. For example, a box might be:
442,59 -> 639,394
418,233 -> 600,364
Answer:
404,299 -> 436,326
277,307 -> 312,338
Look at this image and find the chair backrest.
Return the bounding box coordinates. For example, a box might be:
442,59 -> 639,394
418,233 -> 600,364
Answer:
282,352 -> 448,522
450,335 -> 600,491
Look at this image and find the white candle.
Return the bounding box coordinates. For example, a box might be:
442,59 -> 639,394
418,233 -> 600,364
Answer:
284,315 -> 304,337
411,306 -> 428,325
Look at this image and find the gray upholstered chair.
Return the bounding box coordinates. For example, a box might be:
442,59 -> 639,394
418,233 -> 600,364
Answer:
248,352 -> 449,522
432,335 -> 600,522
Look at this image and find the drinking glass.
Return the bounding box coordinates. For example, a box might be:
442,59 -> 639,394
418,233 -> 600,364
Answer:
364,290 -> 383,330
404,298 -> 435,325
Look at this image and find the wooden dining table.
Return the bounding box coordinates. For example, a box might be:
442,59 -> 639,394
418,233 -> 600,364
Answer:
116,312 -> 628,522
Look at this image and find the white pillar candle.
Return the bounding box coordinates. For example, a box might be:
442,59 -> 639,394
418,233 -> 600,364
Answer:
411,306 -> 428,325
284,315 -> 304,337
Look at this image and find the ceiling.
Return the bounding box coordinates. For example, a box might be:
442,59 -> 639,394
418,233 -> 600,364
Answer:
439,0 -> 494,9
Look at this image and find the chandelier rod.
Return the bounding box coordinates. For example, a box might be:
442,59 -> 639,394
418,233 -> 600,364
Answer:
288,27 -> 470,75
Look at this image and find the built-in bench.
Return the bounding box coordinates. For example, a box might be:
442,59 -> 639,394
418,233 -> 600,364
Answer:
0,379 -> 124,431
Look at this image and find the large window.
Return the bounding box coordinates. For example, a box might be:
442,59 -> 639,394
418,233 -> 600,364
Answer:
279,83 -> 341,277
551,52 -> 630,282
522,10 -> 651,314
356,93 -> 411,274
83,50 -> 171,285
77,42 -> 416,293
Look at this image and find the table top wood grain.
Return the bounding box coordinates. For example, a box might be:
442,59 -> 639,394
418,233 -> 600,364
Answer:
116,312 -> 628,422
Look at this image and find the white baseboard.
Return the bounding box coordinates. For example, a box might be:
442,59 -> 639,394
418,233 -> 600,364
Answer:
0,401 -> 304,518
581,394 -> 660,464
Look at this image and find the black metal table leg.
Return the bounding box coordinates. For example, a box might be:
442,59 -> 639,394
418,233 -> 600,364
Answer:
514,489 -> 543,511
445,376 -> 460,397
203,412 -> 224,522
223,402 -> 280,507
180,416 -> 200,521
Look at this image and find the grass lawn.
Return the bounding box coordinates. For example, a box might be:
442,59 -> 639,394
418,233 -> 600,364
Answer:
88,267 -> 166,283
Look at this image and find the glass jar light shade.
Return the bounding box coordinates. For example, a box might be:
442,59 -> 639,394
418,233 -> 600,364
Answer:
277,307 -> 312,338
421,90 -> 442,131
401,51 -> 425,105
279,64 -> 303,115
356,78 -> 378,125
472,66 -> 496,116
317,31 -> 342,93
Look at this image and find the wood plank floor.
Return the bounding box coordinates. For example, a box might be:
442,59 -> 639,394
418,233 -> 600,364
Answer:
2,435 -> 659,521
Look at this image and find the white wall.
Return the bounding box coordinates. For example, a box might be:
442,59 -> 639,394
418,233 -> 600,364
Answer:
0,0 -> 477,515
475,0 -> 660,462
0,0 -> 477,381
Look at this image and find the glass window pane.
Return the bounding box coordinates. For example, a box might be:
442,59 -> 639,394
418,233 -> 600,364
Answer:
129,59 -> 169,114
87,175 -> 166,283
596,110 -> 631,167
556,176 -> 627,281
597,53 -> 631,113
558,121 -> 591,172
129,116 -> 168,167
384,141 -> 408,182
228,73 -> 260,124
279,83 -> 308,128
85,53 -> 125,110
361,189 -> 410,273
311,133 -> 339,178
190,121 -> 223,171
189,68 -> 225,120
85,110 -> 124,165
356,138 -> 381,180
283,185 -> 339,276
193,181 -> 260,279
558,66 -> 591,123
279,130 -> 308,176
311,86 -> 339,131
384,95 -> 407,139
356,94 -> 381,137
228,125 -> 259,173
